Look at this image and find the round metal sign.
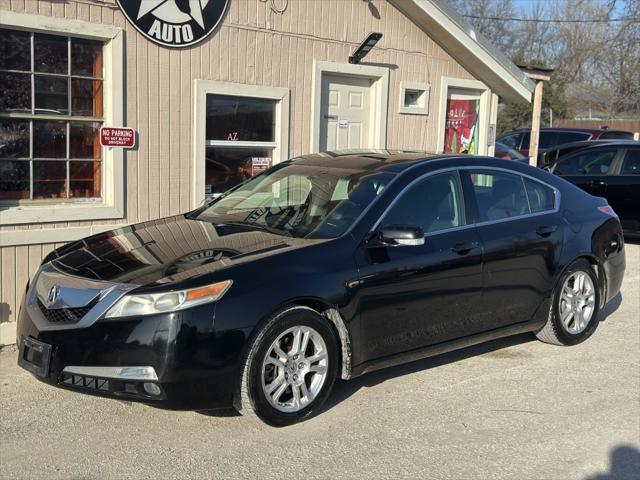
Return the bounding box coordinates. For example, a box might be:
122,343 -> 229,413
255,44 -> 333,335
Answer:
117,0 -> 229,48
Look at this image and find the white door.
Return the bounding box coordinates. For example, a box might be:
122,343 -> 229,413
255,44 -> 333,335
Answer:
320,75 -> 372,151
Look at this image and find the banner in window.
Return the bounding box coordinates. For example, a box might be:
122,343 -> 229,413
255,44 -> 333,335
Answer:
444,99 -> 479,154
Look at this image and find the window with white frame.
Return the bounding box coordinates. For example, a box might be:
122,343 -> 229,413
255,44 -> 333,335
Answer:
0,28 -> 104,202
195,81 -> 289,202
399,81 -> 430,116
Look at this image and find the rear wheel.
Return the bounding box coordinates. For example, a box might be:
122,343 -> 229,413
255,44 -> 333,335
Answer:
234,306 -> 338,426
536,259 -> 600,345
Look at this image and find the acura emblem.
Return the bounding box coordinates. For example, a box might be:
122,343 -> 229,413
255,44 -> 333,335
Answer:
47,285 -> 59,305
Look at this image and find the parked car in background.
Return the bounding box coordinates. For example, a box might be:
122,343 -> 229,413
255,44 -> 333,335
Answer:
548,141 -> 640,237
494,142 -> 527,161
16,151 -> 625,426
498,127 -> 635,157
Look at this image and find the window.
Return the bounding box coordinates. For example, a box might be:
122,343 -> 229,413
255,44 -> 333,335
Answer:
524,178 -> 555,212
470,170 -> 529,221
621,149 -> 640,175
0,28 -> 104,202
555,131 -> 591,145
554,149 -> 617,175
521,131 -> 591,150
399,82 -> 430,115
600,131 -> 634,140
498,133 -> 521,150
382,172 -> 464,233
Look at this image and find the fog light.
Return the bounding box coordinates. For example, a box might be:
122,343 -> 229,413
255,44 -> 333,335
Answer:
143,382 -> 162,396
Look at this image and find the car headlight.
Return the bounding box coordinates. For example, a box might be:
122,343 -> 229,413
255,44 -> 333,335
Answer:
104,280 -> 232,319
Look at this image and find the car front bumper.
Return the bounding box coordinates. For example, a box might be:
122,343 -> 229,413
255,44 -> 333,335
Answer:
16,296 -> 248,410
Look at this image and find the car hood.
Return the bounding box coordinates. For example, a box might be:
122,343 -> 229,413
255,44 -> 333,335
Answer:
49,215 -> 324,286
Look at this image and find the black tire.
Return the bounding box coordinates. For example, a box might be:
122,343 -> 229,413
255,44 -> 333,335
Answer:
536,259 -> 601,346
233,305 -> 338,427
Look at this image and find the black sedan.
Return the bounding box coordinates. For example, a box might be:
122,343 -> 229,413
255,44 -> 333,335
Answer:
547,141 -> 640,236
17,151 -> 626,426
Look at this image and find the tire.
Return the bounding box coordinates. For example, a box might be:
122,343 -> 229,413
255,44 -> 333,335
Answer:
234,305 -> 338,427
536,259 -> 601,346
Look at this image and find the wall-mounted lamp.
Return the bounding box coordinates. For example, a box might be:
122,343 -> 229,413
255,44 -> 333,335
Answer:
349,32 -> 383,64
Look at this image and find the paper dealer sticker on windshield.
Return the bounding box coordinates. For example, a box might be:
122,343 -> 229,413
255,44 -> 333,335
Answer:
117,0 -> 229,48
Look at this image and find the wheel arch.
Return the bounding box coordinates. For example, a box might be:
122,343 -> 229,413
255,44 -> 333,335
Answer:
556,253 -> 607,308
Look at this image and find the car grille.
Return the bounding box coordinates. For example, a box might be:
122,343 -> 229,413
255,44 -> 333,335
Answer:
37,298 -> 95,324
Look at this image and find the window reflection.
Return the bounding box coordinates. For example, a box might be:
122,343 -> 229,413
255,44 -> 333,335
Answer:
206,96 -> 275,142
34,121 -> 66,158
33,160 -> 67,199
34,33 -> 68,74
205,147 -> 272,196
35,75 -> 69,115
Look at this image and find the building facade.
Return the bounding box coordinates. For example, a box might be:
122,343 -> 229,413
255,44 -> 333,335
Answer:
0,0 -> 533,345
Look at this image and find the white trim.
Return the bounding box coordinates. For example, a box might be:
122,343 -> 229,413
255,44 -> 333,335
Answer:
436,77 -> 492,155
399,81 -> 430,115
488,93 -> 499,156
0,224 -> 123,247
388,0 -> 532,104
193,80 -> 290,208
310,61 -> 389,153
0,322 -> 16,346
0,12 -> 125,226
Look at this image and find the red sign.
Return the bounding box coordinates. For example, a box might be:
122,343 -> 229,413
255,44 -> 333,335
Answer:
100,127 -> 136,148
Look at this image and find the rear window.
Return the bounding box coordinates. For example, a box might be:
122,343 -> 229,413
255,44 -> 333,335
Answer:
498,133 -> 521,149
524,178 -> 555,212
600,131 -> 634,140
522,131 -> 592,150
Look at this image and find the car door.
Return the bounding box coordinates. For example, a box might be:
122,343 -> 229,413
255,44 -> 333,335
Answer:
462,168 -> 564,330
605,147 -> 640,234
354,170 -> 484,361
553,147 -> 621,198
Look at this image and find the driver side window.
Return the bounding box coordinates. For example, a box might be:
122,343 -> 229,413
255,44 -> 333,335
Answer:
554,149 -> 617,175
382,172 -> 465,233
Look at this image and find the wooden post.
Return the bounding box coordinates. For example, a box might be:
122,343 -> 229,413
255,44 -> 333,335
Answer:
529,80 -> 544,167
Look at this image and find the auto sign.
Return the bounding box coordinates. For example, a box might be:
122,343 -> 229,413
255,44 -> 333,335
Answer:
117,0 -> 229,48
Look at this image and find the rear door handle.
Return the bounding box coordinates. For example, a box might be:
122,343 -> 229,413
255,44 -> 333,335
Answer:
450,241 -> 479,255
536,225 -> 558,237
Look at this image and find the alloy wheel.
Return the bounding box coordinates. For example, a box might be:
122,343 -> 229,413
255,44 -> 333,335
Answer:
261,326 -> 329,413
558,271 -> 596,334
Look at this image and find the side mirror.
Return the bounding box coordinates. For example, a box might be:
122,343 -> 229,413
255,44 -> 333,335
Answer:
378,226 -> 425,246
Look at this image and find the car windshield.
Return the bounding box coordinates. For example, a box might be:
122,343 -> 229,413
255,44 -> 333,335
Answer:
194,162 -> 395,239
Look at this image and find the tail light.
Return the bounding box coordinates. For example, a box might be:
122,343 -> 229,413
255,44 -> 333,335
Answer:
598,205 -> 618,217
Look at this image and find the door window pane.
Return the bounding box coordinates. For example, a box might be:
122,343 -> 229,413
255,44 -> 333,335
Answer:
498,133 -> 520,149
621,149 -> 640,174
205,147 -> 272,195
554,149 -> 617,175
470,170 -> 529,221
34,33 -> 67,74
524,178 -> 555,212
206,95 -> 275,142
383,172 -> 465,233
33,121 -> 66,158
0,29 -> 31,71
0,160 -> 30,200
0,72 -> 31,113
0,120 -> 30,158
34,75 -> 69,115
71,38 -> 102,77
33,160 -> 67,199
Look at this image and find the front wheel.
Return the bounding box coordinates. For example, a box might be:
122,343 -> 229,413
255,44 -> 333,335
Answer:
536,259 -> 600,346
234,306 -> 338,426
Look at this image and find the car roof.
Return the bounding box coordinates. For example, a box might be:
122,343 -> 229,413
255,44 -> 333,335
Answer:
290,150 -> 539,174
500,127 -> 632,135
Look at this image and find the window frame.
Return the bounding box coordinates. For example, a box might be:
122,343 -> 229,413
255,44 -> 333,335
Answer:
378,170 -> 466,234
193,80 -> 290,207
552,147 -> 621,176
398,81 -> 430,116
370,166 -> 561,237
0,12 -> 124,226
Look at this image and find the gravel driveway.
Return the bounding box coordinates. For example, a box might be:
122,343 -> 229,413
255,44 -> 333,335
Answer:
1,244 -> 638,480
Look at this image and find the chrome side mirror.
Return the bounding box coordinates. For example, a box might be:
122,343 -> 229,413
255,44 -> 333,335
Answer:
378,226 -> 425,246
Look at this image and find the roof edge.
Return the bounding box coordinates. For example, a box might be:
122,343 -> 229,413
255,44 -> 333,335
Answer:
389,0 -> 534,104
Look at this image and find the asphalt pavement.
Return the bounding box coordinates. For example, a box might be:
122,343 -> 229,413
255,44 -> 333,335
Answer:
1,244 -> 639,480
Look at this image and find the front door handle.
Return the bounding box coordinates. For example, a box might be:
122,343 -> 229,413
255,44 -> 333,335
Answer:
536,225 -> 558,237
450,241 -> 479,255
